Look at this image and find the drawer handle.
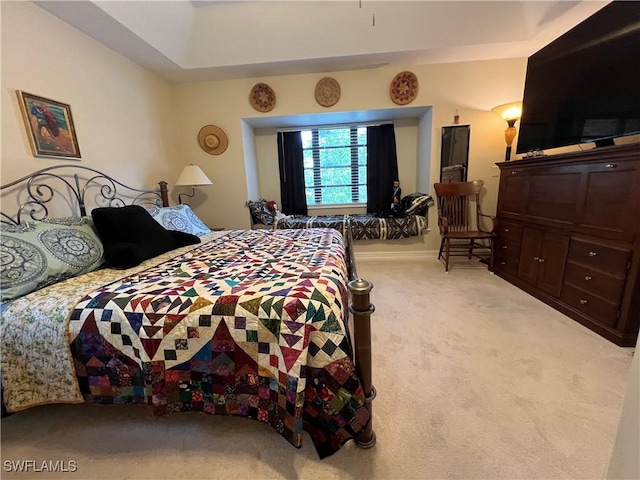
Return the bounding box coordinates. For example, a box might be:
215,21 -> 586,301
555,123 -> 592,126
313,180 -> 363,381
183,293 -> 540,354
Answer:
533,256 -> 539,262
503,245 -> 508,249
589,251 -> 597,257
538,258 -> 545,263
511,171 -> 518,175
584,275 -> 592,281
605,163 -> 617,168
500,261 -> 506,265
504,228 -> 510,233
580,299 -> 588,305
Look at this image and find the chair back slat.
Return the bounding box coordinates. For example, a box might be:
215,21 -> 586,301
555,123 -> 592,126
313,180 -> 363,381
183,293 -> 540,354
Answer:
434,180 -> 483,232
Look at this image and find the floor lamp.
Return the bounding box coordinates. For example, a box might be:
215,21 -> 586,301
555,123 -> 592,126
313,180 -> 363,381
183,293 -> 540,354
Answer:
492,101 -> 522,161
175,164 -> 212,204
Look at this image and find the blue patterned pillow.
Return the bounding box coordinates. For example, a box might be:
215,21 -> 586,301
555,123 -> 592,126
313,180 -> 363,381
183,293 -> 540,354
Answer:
246,199 -> 275,225
0,219 -> 105,301
147,204 -> 211,236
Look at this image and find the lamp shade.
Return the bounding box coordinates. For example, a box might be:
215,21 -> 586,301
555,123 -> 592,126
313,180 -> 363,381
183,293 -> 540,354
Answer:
175,164 -> 212,186
491,101 -> 523,122
492,101 -> 523,162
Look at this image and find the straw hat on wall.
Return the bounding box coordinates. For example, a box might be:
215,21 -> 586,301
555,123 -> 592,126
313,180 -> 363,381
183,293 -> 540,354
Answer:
198,125 -> 228,155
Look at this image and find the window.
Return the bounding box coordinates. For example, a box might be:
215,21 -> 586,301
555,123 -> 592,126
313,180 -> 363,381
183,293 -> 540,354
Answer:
301,126 -> 367,206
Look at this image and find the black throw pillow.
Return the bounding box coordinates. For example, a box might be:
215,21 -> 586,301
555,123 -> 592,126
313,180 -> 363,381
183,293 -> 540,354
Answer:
104,242 -> 145,269
91,205 -> 200,268
169,230 -> 202,249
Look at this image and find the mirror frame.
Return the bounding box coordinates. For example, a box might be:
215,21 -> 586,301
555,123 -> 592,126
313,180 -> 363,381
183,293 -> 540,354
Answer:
440,125 -> 470,183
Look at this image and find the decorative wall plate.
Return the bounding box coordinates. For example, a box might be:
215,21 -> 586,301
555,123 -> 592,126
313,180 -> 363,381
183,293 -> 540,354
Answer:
249,83 -> 276,112
314,77 -> 341,107
390,71 -> 419,105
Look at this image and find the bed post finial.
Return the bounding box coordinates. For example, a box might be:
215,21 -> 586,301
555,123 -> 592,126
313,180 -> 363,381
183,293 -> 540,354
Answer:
158,181 -> 169,207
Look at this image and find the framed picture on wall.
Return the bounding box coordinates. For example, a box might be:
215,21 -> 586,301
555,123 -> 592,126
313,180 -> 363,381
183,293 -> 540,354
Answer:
16,91 -> 81,159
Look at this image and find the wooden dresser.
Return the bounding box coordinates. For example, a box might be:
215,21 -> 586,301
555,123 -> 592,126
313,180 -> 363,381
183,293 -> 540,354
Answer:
495,143 -> 640,346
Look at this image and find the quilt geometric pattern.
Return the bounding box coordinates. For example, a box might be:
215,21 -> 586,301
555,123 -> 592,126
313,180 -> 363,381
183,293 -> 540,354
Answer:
68,228 -> 369,458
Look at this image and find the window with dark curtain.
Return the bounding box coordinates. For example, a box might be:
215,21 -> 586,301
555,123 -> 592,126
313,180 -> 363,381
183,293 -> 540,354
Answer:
277,131 -> 307,215
366,124 -> 399,214
301,127 -> 367,206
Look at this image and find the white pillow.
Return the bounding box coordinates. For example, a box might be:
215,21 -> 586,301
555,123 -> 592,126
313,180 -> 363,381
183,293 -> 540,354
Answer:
148,204 -> 211,236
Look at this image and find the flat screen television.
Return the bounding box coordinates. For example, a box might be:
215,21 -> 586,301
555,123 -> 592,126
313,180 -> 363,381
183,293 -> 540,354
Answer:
516,1 -> 640,155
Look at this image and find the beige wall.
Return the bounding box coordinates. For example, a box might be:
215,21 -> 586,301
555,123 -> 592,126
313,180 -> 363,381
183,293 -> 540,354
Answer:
607,335 -> 640,480
1,2 -> 178,204
174,58 -> 527,251
3,2 -> 528,255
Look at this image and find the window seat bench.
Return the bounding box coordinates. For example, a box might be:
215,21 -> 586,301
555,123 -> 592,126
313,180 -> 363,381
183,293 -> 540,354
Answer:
273,213 -> 428,240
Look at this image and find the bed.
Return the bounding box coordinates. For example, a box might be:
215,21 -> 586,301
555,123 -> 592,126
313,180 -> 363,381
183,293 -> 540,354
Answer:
0,165 -> 376,459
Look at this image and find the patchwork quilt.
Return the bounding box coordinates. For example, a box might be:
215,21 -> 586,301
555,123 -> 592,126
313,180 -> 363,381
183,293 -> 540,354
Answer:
275,213 -> 428,240
64,228 -> 368,458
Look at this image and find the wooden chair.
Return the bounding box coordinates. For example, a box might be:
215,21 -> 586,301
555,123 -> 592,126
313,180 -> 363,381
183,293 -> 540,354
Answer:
433,180 -> 497,272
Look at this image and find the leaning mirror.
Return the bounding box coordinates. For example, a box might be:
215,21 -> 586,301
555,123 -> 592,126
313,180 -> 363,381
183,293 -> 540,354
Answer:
440,125 -> 470,183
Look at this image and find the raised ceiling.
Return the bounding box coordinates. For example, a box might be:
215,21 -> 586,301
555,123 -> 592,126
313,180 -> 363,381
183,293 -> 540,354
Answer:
35,1 -> 610,84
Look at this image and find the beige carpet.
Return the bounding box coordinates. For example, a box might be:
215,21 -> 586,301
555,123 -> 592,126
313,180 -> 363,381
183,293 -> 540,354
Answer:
0,258 -> 633,480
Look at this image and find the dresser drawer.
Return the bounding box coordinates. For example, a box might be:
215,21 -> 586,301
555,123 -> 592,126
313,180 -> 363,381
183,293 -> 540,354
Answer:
561,284 -> 619,328
498,222 -> 523,243
568,238 -> 631,276
564,262 -> 626,304
495,239 -> 521,276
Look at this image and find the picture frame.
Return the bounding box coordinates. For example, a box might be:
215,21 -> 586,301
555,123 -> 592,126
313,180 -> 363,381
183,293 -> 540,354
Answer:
17,91 -> 81,159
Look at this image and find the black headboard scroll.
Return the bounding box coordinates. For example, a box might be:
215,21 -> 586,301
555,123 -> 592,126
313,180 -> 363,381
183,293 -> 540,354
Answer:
0,165 -> 169,226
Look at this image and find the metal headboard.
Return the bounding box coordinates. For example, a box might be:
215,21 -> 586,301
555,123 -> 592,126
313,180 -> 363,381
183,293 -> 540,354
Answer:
0,164 -> 169,225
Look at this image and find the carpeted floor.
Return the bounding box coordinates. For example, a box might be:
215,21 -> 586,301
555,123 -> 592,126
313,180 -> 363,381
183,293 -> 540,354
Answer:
0,258 -> 634,479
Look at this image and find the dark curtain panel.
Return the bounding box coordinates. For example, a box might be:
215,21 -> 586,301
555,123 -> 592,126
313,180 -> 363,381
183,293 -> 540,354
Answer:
277,131 -> 308,215
366,124 -> 399,214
